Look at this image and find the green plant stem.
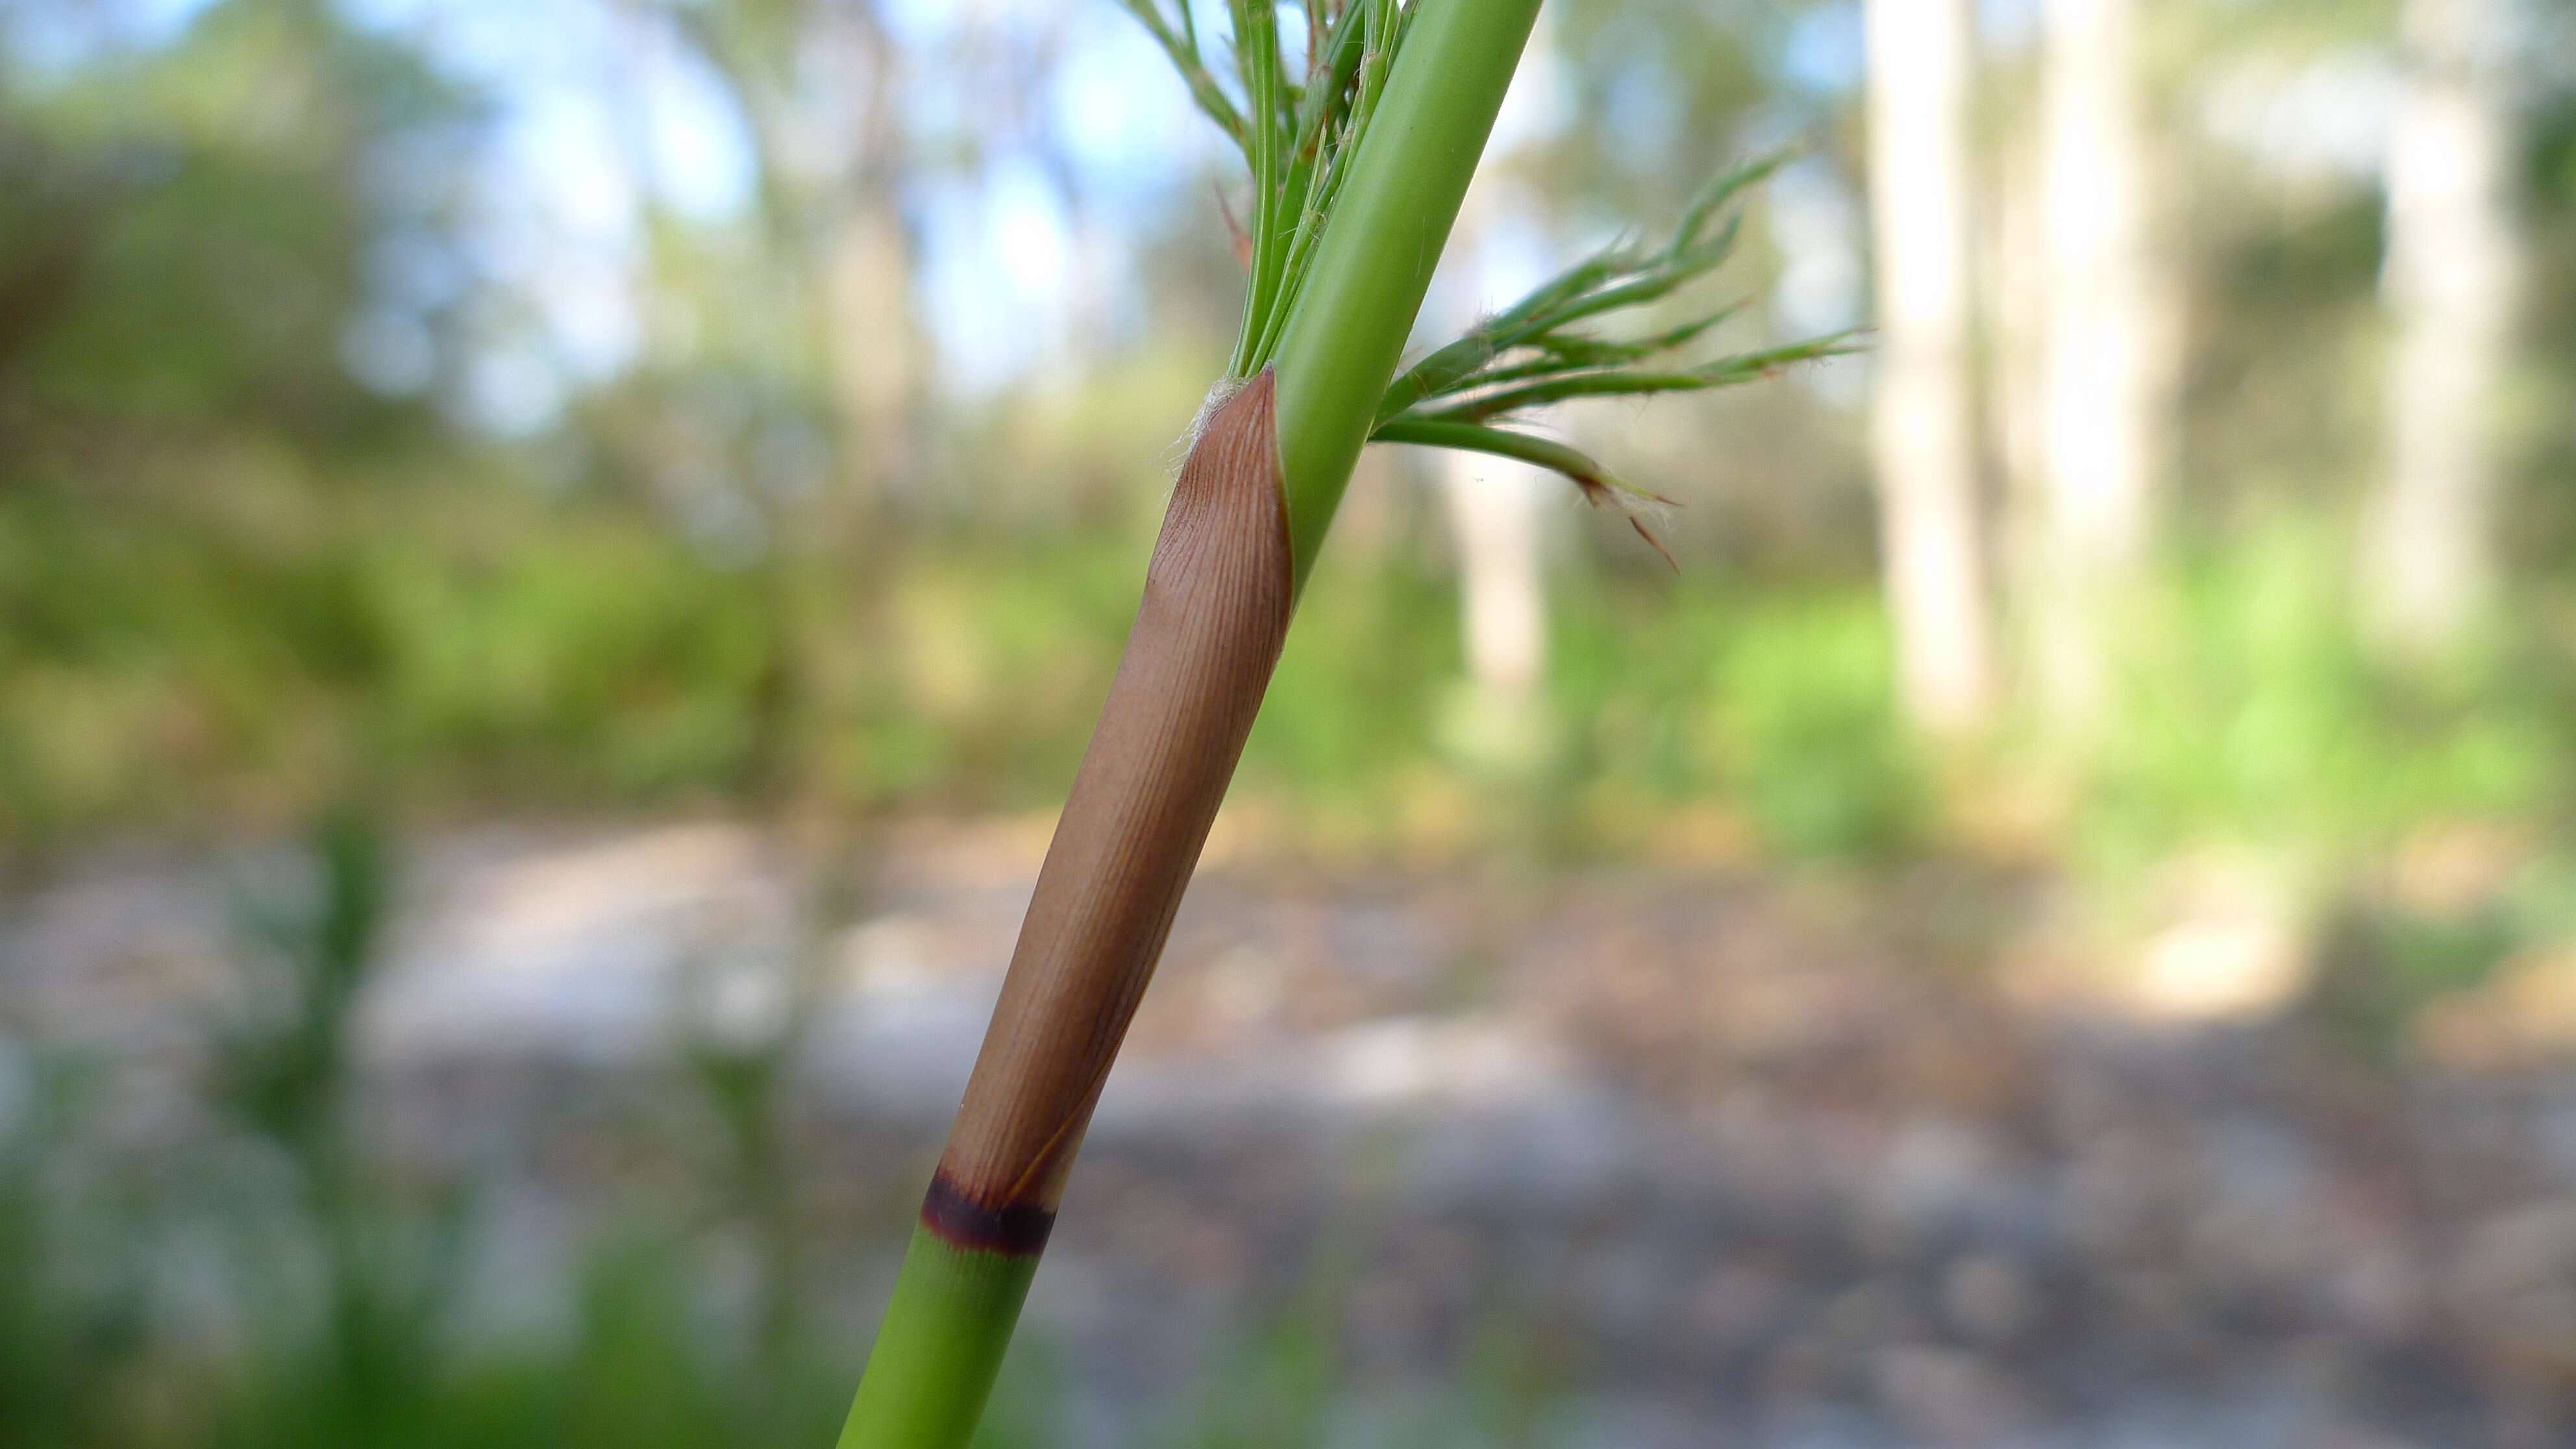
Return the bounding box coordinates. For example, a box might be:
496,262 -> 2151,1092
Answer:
1270,0 -> 1545,589
835,6 -> 1545,1445
836,1230 -> 1039,1449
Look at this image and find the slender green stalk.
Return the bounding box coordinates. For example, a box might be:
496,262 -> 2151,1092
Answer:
1270,0 -> 1542,584
835,3 -> 1847,1443
837,1230 -> 1037,1449
1372,415 -> 1685,565
835,5 -> 1542,1446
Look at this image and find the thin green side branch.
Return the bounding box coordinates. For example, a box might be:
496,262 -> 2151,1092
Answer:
1223,0 -> 1405,381
1268,0 -> 1544,580
1408,335 -> 1864,426
1372,416 -> 1679,567
1366,152 -> 1863,559
1114,0 -> 1246,144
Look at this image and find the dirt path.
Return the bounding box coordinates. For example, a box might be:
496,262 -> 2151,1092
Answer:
7,821 -> 2575,1447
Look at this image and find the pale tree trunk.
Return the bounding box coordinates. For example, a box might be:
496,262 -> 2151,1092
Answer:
1864,0 -> 1996,736
2368,0 -> 2519,655
1430,187 -> 1547,710
1988,128 -> 2051,687
824,194 -> 922,499
2035,0 -> 2161,726
668,0 -> 928,509
1437,449 -> 1548,701
821,7 -> 925,505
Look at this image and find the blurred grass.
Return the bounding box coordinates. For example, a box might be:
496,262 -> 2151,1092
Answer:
2077,521 -> 2576,879
5,466 -> 2571,885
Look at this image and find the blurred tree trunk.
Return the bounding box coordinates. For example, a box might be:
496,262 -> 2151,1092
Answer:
1864,0 -> 1996,736
818,4 -> 925,509
2367,0 -> 2519,656
822,179 -> 924,509
2033,0 -> 2162,728
1987,127 -> 2051,702
670,0 -> 926,511
1437,449 -> 1548,704
1433,190 -> 1548,710
657,0 -> 928,801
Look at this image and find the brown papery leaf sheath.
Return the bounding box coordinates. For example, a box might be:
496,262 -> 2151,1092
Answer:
921,370 -> 1291,1256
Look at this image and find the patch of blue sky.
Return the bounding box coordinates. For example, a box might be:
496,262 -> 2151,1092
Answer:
345,0 -> 751,223
1768,155 -> 1863,340
917,155 -> 1080,395
1491,22 -> 1574,159
1765,152 -> 1864,406
1979,0 -> 2044,55
1046,3 -> 1209,208
338,0 -> 781,427
1779,0 -> 1861,97
1598,55 -> 1685,178
635,21 -> 758,223
1,0 -> 218,74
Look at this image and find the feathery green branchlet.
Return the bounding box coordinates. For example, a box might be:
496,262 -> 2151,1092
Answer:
1367,154 -> 1862,558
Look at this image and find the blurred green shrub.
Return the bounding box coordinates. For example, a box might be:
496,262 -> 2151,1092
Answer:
1702,595 -> 1923,860
2078,522 -> 2573,878
3,475 -> 2570,880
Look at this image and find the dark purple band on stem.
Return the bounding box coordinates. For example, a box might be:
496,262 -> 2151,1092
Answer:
919,1171 -> 1056,1256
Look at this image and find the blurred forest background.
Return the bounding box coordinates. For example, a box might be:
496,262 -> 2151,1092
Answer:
8,0 -> 2576,1445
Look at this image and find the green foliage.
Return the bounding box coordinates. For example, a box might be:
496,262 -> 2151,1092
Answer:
215,814 -> 386,1158
1162,1275 -> 1346,1449
1243,552 -> 1459,807
1543,577 -> 1922,860
4,0 -> 2572,1435
2076,524 -> 2574,878
7,461 -> 2573,879
0,0 -> 467,439
0,476 -> 792,839
0,1053 -> 149,1449
1703,595 -> 1923,860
